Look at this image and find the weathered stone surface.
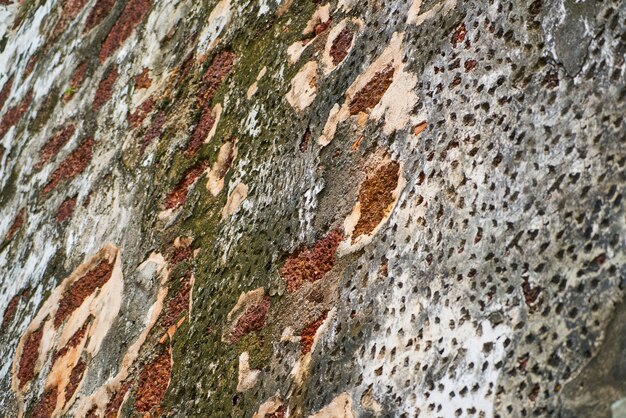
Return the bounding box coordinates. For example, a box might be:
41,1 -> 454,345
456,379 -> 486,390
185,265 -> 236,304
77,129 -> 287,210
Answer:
0,0 -> 624,416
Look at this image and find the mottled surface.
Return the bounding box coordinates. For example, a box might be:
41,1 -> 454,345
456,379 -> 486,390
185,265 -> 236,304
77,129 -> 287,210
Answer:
0,0 -> 624,417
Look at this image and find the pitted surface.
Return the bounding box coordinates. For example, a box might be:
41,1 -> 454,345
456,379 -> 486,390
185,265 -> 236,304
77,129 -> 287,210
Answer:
0,0 -> 624,416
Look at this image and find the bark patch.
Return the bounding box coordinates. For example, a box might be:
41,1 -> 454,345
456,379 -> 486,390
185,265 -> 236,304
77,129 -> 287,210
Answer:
352,161 -> 400,239
279,230 -> 342,293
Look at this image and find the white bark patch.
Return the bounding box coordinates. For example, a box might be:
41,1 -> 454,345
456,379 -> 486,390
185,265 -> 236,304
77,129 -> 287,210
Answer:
237,352 -> 260,392
73,252 -> 170,417
321,18 -> 363,75
253,395 -> 284,418
309,392 -> 355,418
204,103 -> 222,144
247,66 -> 267,99
221,182 -> 249,219
286,61 -> 318,111
198,0 -> 232,54
11,244 -> 123,417
318,32 -> 419,145
408,0 -> 458,26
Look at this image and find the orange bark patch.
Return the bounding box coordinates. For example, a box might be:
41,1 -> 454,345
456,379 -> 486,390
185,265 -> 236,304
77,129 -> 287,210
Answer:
330,27 -> 354,65
353,161 -> 400,239
4,208 -> 25,242
65,359 -> 86,402
141,110 -> 166,149
32,386 -> 58,418
128,96 -> 154,128
0,76 -> 13,110
348,66 -> 394,115
197,50 -> 236,102
93,66 -> 119,111
54,259 -> 114,327
85,0 -> 116,31
279,230 -> 342,293
18,327 -> 43,389
134,67 -> 152,89
300,312 -> 327,354
164,161 -> 209,210
42,138 -> 94,196
412,121 -> 427,137
104,382 -> 130,416
228,296 -> 270,343
36,124 -> 76,170
134,351 -> 171,414
98,0 -> 151,62
0,90 -> 33,139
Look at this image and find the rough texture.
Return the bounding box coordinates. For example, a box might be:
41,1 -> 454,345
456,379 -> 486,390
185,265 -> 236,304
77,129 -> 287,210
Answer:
0,0 -> 625,417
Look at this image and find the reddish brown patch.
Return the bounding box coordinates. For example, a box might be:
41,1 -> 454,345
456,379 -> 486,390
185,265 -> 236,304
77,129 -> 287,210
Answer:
54,259 -> 114,327
164,161 -> 209,210
64,60 -> 90,101
128,96 -> 154,128
65,359 -> 86,403
56,196 -> 77,223
134,351 -> 172,414
451,23 -> 467,47
2,294 -> 20,328
0,90 -> 33,139
300,312 -> 328,354
98,0 -> 151,62
168,246 -> 193,265
2,288 -> 28,328
43,138 -> 94,196
522,280 -> 541,307
36,125 -> 76,170
228,296 -> 270,343
353,161 -> 400,240
279,230 -> 342,293
52,320 -> 90,363
134,67 -> 152,89
51,0 -> 89,40
4,208 -> 25,242
0,76 -> 13,110
85,406 -> 98,418
32,386 -> 58,418
18,327 -> 43,389
268,406 -> 286,418
141,110 -> 166,149
197,50 -> 236,102
186,107 -> 215,156
314,18 -> 332,36
93,66 -> 119,111
24,52 -> 40,78
330,27 -> 354,66
160,276 -> 192,329
464,59 -> 477,72
300,128 -> 311,152
349,66 -> 395,115
104,382 -> 130,417
85,0 -> 116,31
